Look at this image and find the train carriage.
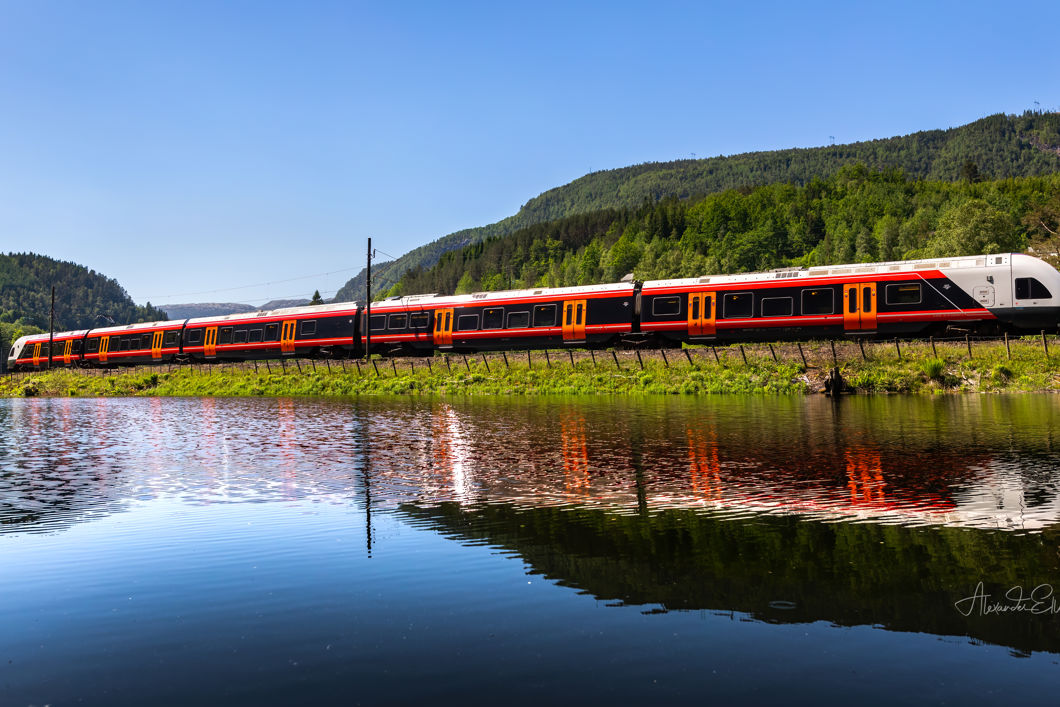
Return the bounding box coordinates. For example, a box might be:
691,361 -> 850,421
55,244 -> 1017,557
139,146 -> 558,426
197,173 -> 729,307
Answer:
9,330 -> 89,370
362,283 -> 636,354
83,320 -> 184,367
640,252 -> 1060,344
182,302 -> 360,362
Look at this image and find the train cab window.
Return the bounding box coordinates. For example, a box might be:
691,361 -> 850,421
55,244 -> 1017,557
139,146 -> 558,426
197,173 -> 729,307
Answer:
388,314 -> 407,330
409,312 -> 430,329
802,289 -> 834,315
1015,277 -> 1052,299
187,329 -> 204,345
723,293 -> 753,319
233,330 -> 248,344
457,314 -> 479,331
218,327 -> 233,345
87,338 -> 100,353
300,320 -> 316,336
249,329 -> 263,343
533,304 -> 557,327
886,283 -> 922,305
507,311 -> 530,329
163,331 -> 178,347
761,297 -> 794,317
369,315 -> 387,331
652,296 -> 681,317
482,307 -> 504,330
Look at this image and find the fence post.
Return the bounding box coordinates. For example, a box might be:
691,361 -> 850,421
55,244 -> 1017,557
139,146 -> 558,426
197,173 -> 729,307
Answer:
544,350 -> 551,368
502,351 -> 509,369
1005,332 -> 1011,359
683,348 -> 693,366
739,345 -> 747,365
481,353 -> 490,372
426,358 -> 432,373
830,340 -> 838,367
526,350 -> 532,369
712,346 -> 720,363
768,343 -> 777,362
611,350 -> 621,369
635,349 -> 644,369
392,358 -> 398,375
1043,330 -> 1050,359
930,336 -> 937,358
590,349 -> 597,366
858,338 -> 867,361
659,349 -> 669,367
371,359 -> 380,375
894,338 -> 902,361
797,342 -> 807,367
445,356 -> 451,372
966,334 -> 972,359
462,355 -> 470,371
567,350 -> 574,367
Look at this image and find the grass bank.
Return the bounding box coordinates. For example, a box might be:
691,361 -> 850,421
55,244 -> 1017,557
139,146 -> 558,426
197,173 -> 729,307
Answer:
3,337 -> 1059,397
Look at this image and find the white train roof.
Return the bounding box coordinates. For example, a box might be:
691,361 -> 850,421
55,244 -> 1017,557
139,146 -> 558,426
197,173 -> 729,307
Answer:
18,329 -> 90,342
643,253 -> 1014,290
90,319 -> 181,335
185,300 -> 360,326
368,281 -> 635,310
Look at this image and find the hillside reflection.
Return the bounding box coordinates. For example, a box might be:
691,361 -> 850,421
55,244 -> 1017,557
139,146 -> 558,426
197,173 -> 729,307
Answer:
2,395 -> 1060,654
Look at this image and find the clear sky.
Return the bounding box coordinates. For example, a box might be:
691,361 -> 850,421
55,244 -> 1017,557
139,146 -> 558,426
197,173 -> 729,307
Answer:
1,0 -> 1058,307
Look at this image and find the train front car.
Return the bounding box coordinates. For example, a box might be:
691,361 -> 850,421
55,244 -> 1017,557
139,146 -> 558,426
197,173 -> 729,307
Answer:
7,331 -> 88,371
973,252 -> 1060,332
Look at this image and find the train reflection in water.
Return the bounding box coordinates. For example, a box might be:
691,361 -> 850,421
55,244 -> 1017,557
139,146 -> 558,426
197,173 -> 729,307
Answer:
2,396 -> 1059,657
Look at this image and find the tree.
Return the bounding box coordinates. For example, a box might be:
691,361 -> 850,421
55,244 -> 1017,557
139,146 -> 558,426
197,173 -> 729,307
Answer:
925,199 -> 1023,257
310,290 -> 324,305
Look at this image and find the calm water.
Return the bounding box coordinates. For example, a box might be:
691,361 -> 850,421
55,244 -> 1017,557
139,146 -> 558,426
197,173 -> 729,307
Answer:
1,395 -> 1059,705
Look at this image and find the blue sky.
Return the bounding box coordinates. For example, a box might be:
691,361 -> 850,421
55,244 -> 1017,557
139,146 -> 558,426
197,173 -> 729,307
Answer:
1,0 -> 1058,307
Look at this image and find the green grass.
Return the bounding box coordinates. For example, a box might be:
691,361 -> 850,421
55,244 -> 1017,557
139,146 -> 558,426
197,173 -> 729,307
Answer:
3,338 -> 1059,398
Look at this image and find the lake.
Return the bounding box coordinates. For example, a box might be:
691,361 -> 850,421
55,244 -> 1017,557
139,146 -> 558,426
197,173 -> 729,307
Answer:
1,395 -> 1059,705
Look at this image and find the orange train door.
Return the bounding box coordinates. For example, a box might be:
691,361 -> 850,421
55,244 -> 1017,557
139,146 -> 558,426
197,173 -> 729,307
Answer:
433,308 -> 454,346
204,326 -> 218,358
32,343 -> 41,366
151,331 -> 163,360
280,320 -> 297,354
63,340 -> 72,364
842,283 -> 877,332
562,300 -> 587,342
99,336 -> 111,364
688,292 -> 717,337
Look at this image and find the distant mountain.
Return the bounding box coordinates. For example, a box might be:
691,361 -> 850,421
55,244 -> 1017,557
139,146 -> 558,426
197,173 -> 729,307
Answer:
0,252 -> 166,333
333,111 -> 1060,302
160,299 -> 312,320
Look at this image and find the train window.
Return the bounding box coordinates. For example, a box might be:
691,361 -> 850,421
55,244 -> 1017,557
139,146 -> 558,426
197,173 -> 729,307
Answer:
885,284 -> 921,305
369,315 -> 386,331
218,327 -> 233,345
300,320 -> 317,336
87,338 -> 100,353
1015,277 -> 1052,299
73,340 -> 82,354
233,330 -> 248,344
120,338 -> 130,351
457,314 -> 479,331
723,293 -> 753,319
652,296 -> 681,317
388,314 -> 407,330
142,334 -> 152,349
187,329 -> 204,345
760,297 -> 794,317
249,329 -> 263,343
409,312 -> 430,329
507,311 -> 530,328
163,331 -> 178,347
40,344 -> 50,358
533,304 -> 557,327
802,289 -> 834,315
482,307 -> 504,330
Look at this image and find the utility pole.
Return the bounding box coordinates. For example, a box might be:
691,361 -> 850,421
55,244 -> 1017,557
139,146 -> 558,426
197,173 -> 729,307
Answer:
49,286 -> 55,370
365,237 -> 372,360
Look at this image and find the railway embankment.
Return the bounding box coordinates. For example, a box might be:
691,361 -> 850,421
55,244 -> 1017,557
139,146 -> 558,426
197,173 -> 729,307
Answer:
3,336 -> 1060,397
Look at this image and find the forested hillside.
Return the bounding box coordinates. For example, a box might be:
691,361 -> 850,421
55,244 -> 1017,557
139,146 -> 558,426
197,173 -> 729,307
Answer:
335,111 -> 1060,301
389,167 -> 1060,297
0,253 -> 166,345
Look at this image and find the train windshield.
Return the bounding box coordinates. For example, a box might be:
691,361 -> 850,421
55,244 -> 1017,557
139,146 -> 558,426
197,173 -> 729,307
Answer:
1015,277 -> 1052,299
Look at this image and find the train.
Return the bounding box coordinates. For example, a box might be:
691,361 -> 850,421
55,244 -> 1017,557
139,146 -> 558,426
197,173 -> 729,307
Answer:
8,252 -> 1060,372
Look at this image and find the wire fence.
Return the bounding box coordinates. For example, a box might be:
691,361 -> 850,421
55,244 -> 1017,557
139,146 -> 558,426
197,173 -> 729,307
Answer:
3,332 -> 1058,381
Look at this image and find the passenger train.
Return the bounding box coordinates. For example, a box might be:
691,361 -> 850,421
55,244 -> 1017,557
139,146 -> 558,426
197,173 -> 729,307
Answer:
8,252 -> 1060,371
